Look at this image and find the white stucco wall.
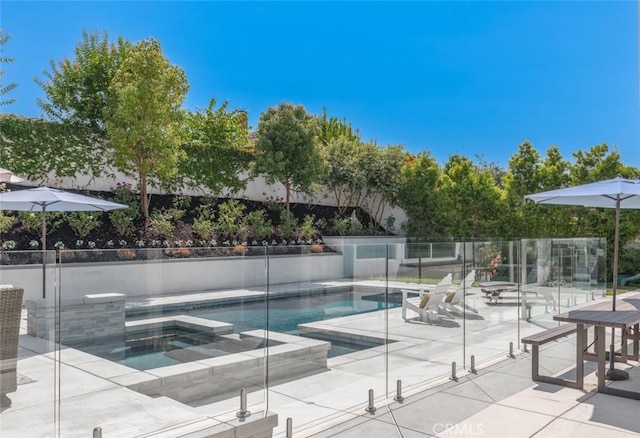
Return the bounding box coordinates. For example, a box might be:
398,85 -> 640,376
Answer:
0,252 -> 344,304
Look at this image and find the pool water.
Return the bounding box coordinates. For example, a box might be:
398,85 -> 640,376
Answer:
111,287 -> 399,369
115,328 -> 280,370
185,287 -> 401,334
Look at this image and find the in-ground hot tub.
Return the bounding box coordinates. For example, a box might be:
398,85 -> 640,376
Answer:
72,316 -> 332,404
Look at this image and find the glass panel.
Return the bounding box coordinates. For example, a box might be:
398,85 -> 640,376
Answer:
264,240 -> 395,435
521,238 -> 557,326
394,241 -> 468,394
263,242 -> 368,436
594,237 -> 607,297
465,240 -> 521,370
55,246 -> 267,437
0,250 -> 58,437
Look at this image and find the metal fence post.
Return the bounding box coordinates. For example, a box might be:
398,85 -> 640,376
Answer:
508,342 -> 515,358
365,389 -> 377,413
285,417 -> 293,438
236,388 -> 251,418
394,379 -> 404,402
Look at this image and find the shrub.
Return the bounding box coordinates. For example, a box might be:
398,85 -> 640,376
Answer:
195,197 -> 216,220
216,200 -> 246,238
19,211 -> 41,234
384,214 -> 396,233
0,212 -> 14,234
192,217 -> 215,241
109,209 -> 136,237
278,210 -> 298,239
19,211 -> 64,236
67,212 -> 102,238
299,215 -> 317,241
109,182 -> 140,237
243,210 -> 272,241
619,248 -> 640,275
149,211 -> 175,235
164,195 -> 190,222
331,215 -> 350,236
262,194 -> 284,213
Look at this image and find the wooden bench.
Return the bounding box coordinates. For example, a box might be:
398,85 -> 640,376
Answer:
522,324 -> 580,388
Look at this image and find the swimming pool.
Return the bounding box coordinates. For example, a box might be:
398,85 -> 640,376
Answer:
83,286 -> 400,371
176,287 -> 399,334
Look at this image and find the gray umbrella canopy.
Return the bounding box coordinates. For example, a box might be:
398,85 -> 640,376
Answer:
0,187 -> 127,298
525,176 -> 640,310
0,186 -> 127,213
0,167 -> 23,183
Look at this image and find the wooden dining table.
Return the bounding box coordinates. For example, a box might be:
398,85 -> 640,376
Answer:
553,292 -> 640,400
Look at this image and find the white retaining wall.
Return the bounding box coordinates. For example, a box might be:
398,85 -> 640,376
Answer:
0,252 -> 344,304
323,236 -> 407,279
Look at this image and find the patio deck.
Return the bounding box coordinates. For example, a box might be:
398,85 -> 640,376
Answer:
2,283 -> 638,437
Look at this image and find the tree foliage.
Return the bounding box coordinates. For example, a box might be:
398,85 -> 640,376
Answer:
439,155 -> 502,240
106,38 -> 189,221
315,107 -> 360,146
178,99 -> 251,196
36,29 -> 131,133
365,144 -> 405,224
320,135 -> 368,214
397,152 -> 443,237
0,29 -> 17,106
0,114 -> 108,182
253,103 -> 322,211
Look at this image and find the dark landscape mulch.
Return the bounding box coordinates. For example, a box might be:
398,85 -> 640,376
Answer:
1,185 -> 386,256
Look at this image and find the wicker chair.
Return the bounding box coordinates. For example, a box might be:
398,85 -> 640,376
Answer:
0,284 -> 23,408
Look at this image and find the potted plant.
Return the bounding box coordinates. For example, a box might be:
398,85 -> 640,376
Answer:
117,248 -> 137,260
234,244 -> 248,256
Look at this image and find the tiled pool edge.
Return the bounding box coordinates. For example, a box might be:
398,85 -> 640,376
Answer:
63,316 -> 331,404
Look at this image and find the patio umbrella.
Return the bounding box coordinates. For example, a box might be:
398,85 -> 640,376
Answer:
0,187 -> 127,298
0,167 -> 23,183
525,176 -> 640,311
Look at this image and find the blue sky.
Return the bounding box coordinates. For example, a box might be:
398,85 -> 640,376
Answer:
1,1 -> 639,168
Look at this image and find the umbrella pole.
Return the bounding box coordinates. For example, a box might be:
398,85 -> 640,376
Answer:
612,198 -> 620,311
605,197 -> 629,381
42,205 -> 46,299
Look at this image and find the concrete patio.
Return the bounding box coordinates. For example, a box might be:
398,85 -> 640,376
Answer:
1,283 -> 638,437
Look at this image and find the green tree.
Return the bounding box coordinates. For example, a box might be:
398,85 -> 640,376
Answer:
570,143 -> 624,185
36,29 -> 131,133
321,135 -> 368,214
315,107 -> 360,146
502,141 -> 542,237
538,145 -> 570,191
533,145 -> 572,237
397,152 -> 443,237
0,29 -> 17,106
178,99 -> 251,195
365,144 -> 405,225
253,103 -> 322,211
567,145 -> 640,266
439,154 -> 503,240
106,38 -> 189,221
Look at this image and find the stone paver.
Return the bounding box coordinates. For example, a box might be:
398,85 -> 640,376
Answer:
3,283 -> 639,438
